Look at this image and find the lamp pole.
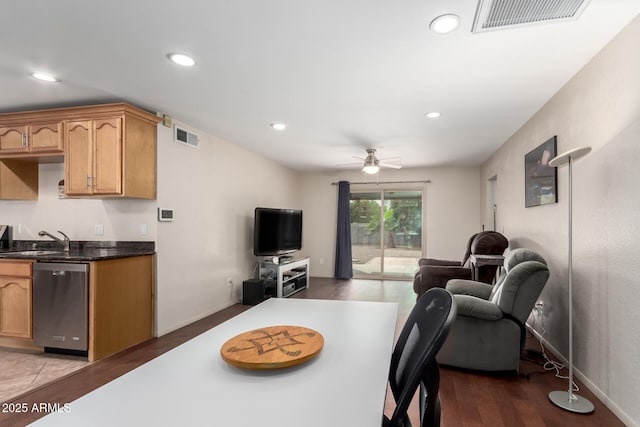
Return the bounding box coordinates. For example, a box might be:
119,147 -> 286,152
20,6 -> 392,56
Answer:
548,146 -> 594,414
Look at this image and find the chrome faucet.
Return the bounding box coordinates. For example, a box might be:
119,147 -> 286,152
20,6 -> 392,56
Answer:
38,230 -> 71,252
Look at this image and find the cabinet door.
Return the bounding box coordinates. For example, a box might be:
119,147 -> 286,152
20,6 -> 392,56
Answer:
0,126 -> 29,154
29,122 -> 64,153
65,120 -> 93,195
93,118 -> 122,195
0,277 -> 32,339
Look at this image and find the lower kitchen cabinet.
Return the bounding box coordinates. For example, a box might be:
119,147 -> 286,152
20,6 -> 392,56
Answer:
0,260 -> 33,339
88,255 -> 154,362
0,255 -> 153,361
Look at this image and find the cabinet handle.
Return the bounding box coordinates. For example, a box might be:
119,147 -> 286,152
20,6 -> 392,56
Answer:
24,133 -> 29,147
86,176 -> 91,189
21,133 -> 26,147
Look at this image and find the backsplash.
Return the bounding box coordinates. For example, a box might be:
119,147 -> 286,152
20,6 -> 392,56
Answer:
9,240 -> 155,252
0,163 -> 157,241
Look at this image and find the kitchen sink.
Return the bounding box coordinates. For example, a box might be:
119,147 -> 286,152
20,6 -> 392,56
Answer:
10,250 -> 66,256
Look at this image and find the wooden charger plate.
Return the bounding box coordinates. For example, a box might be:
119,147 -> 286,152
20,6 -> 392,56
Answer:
220,325 -> 324,370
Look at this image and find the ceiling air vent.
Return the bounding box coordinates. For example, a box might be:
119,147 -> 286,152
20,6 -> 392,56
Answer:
472,0 -> 591,33
174,125 -> 199,149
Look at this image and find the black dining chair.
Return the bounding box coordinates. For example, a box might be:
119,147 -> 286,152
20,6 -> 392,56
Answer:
383,287 -> 457,427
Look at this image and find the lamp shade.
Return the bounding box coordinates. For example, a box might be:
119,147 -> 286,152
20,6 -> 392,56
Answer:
549,146 -> 592,167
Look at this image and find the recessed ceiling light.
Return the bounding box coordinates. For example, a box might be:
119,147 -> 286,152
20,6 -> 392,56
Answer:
425,112 -> 441,119
429,14 -> 460,34
31,72 -> 58,82
270,123 -> 287,131
168,53 -> 196,67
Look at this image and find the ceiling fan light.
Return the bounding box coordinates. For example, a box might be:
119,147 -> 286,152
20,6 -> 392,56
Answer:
362,165 -> 380,174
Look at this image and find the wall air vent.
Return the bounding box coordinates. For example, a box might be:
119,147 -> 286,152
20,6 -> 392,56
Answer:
174,125 -> 199,149
472,0 -> 590,33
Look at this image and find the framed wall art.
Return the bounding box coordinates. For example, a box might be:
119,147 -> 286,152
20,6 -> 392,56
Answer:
525,136 -> 557,208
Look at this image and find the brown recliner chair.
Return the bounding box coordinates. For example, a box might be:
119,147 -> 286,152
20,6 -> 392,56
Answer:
413,231 -> 508,298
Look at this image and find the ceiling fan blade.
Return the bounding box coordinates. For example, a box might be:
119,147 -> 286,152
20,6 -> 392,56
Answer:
378,156 -> 401,162
336,162 -> 364,167
379,162 -> 402,169
352,156 -> 366,160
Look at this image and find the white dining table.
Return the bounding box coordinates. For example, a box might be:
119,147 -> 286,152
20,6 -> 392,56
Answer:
30,298 -> 399,427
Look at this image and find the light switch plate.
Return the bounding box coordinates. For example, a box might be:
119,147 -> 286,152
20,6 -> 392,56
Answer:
95,224 -> 104,235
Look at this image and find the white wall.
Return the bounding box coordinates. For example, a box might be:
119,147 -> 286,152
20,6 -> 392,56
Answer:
0,164 -> 157,241
481,15 -> 640,426
300,166 -> 481,278
155,121 -> 301,335
0,120 -> 302,338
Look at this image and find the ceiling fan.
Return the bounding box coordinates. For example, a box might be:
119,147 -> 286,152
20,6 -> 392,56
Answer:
338,148 -> 402,174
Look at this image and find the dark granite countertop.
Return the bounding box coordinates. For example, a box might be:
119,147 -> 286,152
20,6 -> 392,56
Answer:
0,241 -> 155,262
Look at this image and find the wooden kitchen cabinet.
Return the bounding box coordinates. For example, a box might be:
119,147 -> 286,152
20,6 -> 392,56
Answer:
0,254 -> 153,361
65,117 -> 124,196
0,159 -> 38,200
0,260 -> 33,339
65,120 -> 92,195
88,255 -> 154,362
0,103 -> 160,200
0,122 -> 63,155
64,108 -> 158,199
0,122 -> 60,200
0,126 -> 25,154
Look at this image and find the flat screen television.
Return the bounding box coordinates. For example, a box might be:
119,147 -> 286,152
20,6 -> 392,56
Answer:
253,207 -> 303,256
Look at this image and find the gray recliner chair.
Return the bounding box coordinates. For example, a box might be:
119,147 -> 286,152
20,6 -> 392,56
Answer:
437,248 -> 550,372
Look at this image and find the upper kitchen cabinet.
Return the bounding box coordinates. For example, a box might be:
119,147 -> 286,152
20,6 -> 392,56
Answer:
65,118 -> 128,196
0,103 -> 161,200
65,109 -> 158,199
0,160 -> 38,200
0,122 -> 64,156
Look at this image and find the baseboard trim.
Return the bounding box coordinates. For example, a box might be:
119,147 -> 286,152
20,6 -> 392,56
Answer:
526,324 -> 637,427
0,336 -> 43,352
156,300 -> 237,337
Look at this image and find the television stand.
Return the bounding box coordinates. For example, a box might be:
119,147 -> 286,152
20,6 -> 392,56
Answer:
259,257 -> 310,298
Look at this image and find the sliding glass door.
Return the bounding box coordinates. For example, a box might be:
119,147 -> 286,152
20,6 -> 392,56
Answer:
350,190 -> 422,279
350,192 -> 384,276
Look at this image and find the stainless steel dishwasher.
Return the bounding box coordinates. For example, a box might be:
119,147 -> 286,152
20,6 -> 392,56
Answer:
33,262 -> 89,354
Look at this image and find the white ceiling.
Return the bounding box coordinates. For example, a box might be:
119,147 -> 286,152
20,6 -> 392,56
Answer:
1,0 -> 639,172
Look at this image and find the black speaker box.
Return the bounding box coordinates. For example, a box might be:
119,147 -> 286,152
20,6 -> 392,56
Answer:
243,279 -> 273,305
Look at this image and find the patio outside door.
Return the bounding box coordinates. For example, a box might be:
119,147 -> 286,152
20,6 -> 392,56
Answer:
350,190 -> 422,279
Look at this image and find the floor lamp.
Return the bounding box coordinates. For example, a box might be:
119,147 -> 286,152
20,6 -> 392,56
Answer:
548,146 -> 594,414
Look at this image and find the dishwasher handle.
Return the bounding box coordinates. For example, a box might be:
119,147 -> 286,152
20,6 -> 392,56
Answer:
33,262 -> 89,274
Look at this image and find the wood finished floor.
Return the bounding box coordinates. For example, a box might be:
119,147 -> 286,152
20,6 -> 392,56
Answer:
0,278 -> 624,427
